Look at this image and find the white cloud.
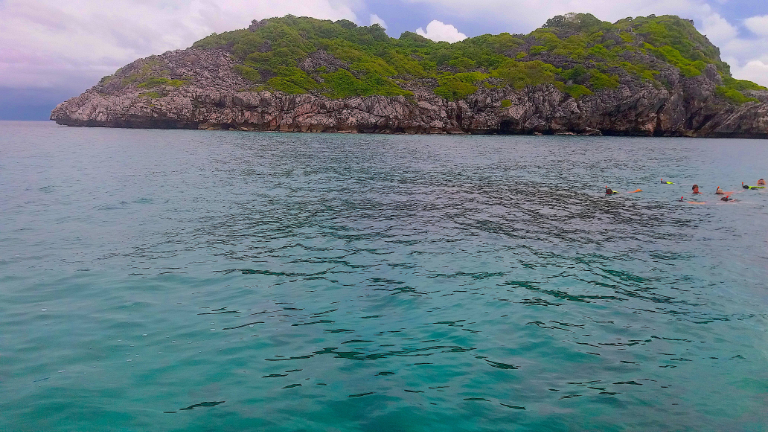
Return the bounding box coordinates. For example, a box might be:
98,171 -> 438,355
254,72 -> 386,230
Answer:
744,15 -> 768,37
729,60 -> 768,87
416,20 -> 467,42
0,0 -> 358,91
370,13 -> 387,28
700,12 -> 737,45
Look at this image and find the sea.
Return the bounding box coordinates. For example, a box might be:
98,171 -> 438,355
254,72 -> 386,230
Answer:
1,121 -> 767,431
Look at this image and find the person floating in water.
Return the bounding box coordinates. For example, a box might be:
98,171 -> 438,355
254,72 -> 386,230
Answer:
716,186 -> 724,195
692,184 -> 701,194
721,195 -> 733,202
605,186 -> 618,195
743,182 -> 749,189
661,178 -> 674,184
758,179 -> 766,186
680,195 -> 706,204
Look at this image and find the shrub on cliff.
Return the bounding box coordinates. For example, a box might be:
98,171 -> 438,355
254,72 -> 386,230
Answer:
716,87 -> 759,105
138,78 -> 187,88
556,83 -> 593,99
234,65 -> 261,82
491,61 -> 560,89
321,69 -> 411,98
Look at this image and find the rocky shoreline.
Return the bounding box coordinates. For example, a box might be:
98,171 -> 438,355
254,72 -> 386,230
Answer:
51,35 -> 768,138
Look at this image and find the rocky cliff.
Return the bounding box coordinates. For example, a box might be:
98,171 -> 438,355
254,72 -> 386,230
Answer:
51,14 -> 768,138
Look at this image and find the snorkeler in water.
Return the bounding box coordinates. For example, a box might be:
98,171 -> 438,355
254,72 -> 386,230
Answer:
721,195 -> 733,202
716,186 -> 724,195
743,182 -> 765,190
692,184 -> 701,194
758,179 -> 766,186
661,178 -> 674,184
605,186 -> 618,195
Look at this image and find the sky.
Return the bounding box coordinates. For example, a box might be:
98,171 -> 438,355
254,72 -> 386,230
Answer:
2,0 -> 768,120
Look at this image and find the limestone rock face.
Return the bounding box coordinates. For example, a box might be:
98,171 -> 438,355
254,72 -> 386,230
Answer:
51,48 -> 768,138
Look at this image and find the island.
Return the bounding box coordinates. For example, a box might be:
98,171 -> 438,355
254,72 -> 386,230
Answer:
51,13 -> 768,138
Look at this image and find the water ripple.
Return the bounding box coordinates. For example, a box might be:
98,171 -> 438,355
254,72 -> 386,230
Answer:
1,124 -> 767,431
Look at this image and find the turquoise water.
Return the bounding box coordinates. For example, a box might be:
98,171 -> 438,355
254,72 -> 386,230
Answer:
1,121 -> 767,431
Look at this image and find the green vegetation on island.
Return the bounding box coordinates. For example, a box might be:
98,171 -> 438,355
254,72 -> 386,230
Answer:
143,13 -> 766,104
